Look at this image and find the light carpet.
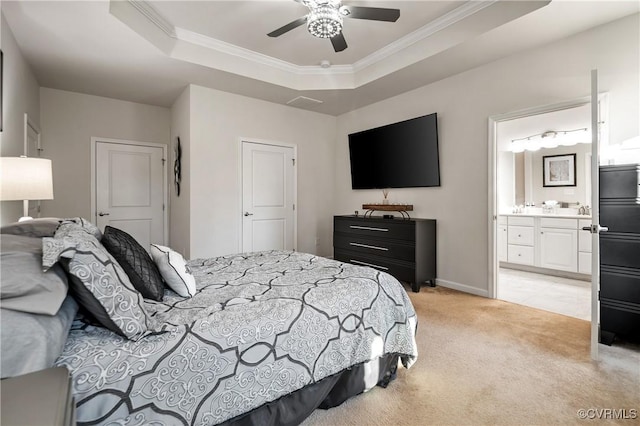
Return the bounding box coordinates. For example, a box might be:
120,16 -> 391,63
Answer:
302,285 -> 640,425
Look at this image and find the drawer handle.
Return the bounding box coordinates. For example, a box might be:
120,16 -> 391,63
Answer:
350,225 -> 389,232
349,242 -> 389,251
350,259 -> 389,271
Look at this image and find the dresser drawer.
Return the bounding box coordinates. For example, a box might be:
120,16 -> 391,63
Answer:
539,217 -> 577,229
600,165 -> 640,200
600,233 -> 640,269
508,225 -> 534,246
334,249 -> 415,283
600,302 -> 640,338
600,204 -> 640,234
507,244 -> 534,265
334,234 -> 415,262
334,218 -> 415,241
601,266 -> 640,304
507,216 -> 534,226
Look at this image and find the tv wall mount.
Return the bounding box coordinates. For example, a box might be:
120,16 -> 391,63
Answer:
362,204 -> 413,219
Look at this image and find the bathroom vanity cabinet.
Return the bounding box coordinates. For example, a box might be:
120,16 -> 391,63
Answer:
499,213 -> 590,275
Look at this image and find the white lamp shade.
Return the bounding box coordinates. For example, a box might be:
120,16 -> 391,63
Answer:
0,157 -> 54,201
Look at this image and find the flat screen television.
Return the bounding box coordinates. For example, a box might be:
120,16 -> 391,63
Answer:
348,113 -> 440,189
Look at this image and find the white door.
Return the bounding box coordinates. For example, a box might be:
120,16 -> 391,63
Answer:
242,141 -> 295,252
588,70 -> 604,360
95,140 -> 166,250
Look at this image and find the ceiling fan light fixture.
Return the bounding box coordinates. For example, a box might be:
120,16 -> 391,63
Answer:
307,5 -> 343,38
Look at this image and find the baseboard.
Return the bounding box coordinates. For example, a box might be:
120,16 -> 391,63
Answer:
435,279 -> 489,298
500,262 -> 591,282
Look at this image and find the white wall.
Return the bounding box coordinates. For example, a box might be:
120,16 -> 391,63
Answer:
39,88 -> 171,220
0,13 -> 41,224
169,87 -> 191,257
334,14 -> 639,296
185,85 -> 337,259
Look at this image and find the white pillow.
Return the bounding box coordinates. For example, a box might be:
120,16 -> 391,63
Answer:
150,244 -> 196,298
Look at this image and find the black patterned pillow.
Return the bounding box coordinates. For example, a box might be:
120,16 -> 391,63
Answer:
42,226 -> 150,340
101,226 -> 165,301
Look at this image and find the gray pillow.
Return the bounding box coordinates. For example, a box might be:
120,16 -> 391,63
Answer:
0,295 -> 78,378
0,234 -> 68,315
0,218 -> 62,238
42,223 -> 150,340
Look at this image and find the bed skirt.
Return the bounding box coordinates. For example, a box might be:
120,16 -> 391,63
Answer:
221,353 -> 400,426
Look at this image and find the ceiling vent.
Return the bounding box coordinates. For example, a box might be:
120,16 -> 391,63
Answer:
286,96 -> 324,108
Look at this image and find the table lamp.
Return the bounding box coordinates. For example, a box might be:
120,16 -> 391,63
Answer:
0,156 -> 54,222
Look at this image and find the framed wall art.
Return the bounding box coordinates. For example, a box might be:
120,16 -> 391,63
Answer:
543,153 -> 576,187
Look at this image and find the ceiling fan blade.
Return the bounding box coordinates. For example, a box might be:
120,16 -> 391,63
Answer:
344,6 -> 400,22
267,16 -> 308,37
330,32 -> 348,52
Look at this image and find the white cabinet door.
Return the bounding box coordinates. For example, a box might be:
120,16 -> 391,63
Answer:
539,228 -> 578,272
498,225 -> 508,262
578,252 -> 592,274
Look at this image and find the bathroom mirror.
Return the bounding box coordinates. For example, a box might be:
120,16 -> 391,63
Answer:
497,103 -> 592,212
514,143 -> 591,207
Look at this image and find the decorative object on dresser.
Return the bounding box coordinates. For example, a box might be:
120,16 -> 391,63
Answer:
598,164 -> 640,345
334,215 -> 436,292
362,203 -> 413,219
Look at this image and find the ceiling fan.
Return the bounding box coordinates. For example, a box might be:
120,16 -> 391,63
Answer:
267,0 -> 400,53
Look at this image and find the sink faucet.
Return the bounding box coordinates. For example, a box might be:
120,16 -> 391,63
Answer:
578,205 -> 590,215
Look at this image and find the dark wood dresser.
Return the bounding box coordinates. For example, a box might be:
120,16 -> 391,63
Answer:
333,215 -> 436,292
599,164 -> 640,344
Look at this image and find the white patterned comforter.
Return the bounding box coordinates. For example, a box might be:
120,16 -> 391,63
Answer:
56,251 -> 418,425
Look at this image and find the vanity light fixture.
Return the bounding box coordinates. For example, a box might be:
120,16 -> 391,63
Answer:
510,128 -> 591,153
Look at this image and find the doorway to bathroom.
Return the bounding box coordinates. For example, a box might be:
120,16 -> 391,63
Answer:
494,101 -> 598,322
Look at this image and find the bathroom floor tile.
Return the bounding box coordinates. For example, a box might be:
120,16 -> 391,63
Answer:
498,268 -> 591,321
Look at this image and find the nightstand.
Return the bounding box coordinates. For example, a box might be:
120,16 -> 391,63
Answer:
1,367 -> 75,426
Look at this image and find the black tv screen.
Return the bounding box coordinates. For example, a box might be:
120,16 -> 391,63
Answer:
348,113 -> 440,189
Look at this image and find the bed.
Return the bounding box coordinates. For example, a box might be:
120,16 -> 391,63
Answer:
0,218 -> 418,425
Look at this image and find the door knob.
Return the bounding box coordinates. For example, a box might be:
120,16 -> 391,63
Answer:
582,224 -> 608,233
244,212 -> 254,217
98,212 -> 110,216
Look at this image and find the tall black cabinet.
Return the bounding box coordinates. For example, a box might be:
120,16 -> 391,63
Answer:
599,164 -> 640,344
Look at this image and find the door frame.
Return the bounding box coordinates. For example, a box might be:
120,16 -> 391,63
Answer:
90,137 -> 169,244
488,93 -> 608,360
237,137 -> 298,253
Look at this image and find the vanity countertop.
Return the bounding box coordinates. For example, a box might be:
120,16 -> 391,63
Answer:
500,212 -> 591,220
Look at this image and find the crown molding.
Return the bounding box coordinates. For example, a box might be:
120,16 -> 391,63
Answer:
352,0 -> 498,72
116,0 -> 520,89
122,0 -> 496,77
174,27 -> 303,74
127,0 -> 176,38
